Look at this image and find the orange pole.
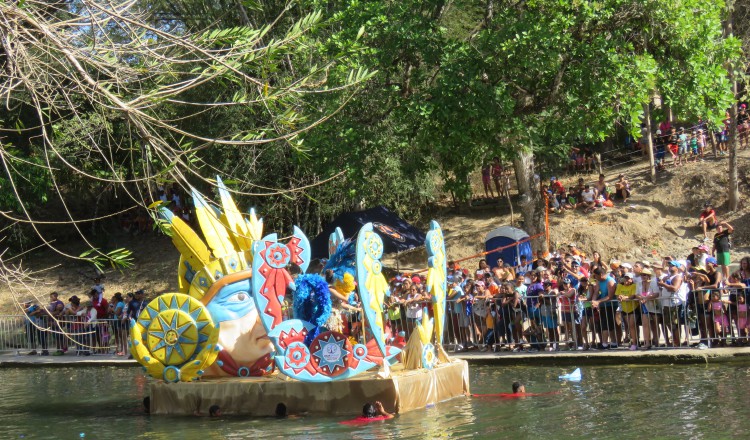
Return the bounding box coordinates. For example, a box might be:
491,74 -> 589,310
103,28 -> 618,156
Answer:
545,193 -> 550,252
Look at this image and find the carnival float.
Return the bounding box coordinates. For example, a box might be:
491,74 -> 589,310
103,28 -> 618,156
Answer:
129,177 -> 469,416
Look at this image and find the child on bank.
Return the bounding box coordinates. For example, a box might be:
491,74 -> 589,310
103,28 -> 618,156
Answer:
540,283 -> 559,351
709,291 -> 730,344
736,294 -> 748,343
689,132 -> 699,162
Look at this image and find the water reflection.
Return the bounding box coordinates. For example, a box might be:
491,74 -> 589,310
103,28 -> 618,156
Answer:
1,364 -> 749,439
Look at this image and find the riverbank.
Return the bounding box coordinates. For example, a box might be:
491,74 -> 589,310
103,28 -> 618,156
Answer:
3,346 -> 750,368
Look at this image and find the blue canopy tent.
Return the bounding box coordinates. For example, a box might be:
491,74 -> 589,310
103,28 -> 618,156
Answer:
310,206 -> 426,259
484,226 -> 533,268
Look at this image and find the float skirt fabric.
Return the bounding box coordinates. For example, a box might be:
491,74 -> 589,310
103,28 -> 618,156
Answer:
150,359 -> 469,416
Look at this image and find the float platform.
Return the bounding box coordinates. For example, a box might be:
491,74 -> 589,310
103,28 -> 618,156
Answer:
149,359 -> 470,416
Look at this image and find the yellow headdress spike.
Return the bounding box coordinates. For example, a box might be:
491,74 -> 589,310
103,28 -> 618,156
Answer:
191,188 -> 236,259
415,310 -> 433,345
216,176 -> 252,251
158,207 -> 210,270
245,208 -> 264,242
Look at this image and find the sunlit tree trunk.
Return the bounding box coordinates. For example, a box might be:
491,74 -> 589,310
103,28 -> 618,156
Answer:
513,149 -> 547,253
726,0 -> 740,211
643,103 -> 656,183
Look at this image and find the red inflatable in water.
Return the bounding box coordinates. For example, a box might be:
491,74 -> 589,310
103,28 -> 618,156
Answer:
471,391 -> 561,399
339,415 -> 391,425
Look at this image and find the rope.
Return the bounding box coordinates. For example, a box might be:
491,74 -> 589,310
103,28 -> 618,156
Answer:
409,232 -> 546,274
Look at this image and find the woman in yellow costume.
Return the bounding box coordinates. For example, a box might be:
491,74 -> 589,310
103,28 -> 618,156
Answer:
324,271 -> 360,334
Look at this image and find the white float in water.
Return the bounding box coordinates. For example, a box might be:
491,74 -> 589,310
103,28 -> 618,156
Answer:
559,368 -> 582,382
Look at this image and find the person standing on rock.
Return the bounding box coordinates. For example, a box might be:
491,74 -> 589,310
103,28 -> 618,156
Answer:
712,222 -> 734,280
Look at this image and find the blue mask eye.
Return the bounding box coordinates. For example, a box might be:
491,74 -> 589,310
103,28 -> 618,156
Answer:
206,278 -> 256,323
225,292 -> 249,303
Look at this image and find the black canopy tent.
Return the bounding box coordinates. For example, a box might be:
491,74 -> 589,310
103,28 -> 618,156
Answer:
310,206 -> 426,259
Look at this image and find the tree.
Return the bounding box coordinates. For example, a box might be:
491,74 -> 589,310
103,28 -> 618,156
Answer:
0,0 -> 372,265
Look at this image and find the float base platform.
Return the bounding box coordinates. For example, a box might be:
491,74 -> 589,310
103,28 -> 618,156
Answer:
150,359 -> 470,416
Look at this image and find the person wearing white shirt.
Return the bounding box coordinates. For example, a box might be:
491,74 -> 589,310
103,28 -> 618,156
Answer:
657,261 -> 687,346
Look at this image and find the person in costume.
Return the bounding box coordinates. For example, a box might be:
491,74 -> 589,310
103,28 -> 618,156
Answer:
324,270 -> 361,333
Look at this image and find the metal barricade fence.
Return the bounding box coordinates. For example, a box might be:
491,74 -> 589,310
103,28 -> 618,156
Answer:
0,316 -> 129,355
379,287 -> 749,352
2,287 -> 747,355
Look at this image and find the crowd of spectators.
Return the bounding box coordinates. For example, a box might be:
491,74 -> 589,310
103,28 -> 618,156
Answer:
21,277 -> 146,356
377,218 -> 746,353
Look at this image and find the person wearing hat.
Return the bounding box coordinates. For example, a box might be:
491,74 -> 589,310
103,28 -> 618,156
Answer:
46,292 -> 65,355
567,243 -> 585,258
685,265 -> 713,345
698,203 -> 717,240
609,260 -> 621,276
22,300 -> 48,356
532,250 -> 549,271
616,273 -> 639,350
711,221 -> 734,280
657,260 -> 689,347
686,246 -> 708,269
636,268 -> 655,349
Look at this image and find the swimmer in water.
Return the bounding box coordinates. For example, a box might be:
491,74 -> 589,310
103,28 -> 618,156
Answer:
362,401 -> 394,420
512,381 -> 526,394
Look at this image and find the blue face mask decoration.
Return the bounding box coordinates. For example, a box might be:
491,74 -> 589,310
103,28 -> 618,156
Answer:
205,278 -> 256,324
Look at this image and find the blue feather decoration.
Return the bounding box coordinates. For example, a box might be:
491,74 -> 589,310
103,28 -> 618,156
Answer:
292,273 -> 332,331
324,239 -> 356,282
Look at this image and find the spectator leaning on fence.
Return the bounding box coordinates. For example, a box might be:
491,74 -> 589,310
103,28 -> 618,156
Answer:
46,292 -> 65,355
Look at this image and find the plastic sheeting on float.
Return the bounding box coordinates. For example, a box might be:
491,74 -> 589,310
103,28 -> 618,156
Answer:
149,360 -> 470,416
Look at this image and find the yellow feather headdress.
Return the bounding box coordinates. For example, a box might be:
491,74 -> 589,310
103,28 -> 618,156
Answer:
158,177 -> 263,304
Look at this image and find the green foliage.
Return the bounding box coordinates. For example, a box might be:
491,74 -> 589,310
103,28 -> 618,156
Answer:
79,247 -> 134,271
0,0 -> 739,253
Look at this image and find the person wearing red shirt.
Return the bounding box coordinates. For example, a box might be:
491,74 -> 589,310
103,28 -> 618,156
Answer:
698,203 -> 717,240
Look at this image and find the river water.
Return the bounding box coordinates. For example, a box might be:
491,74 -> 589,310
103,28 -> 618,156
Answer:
2,363 -> 749,439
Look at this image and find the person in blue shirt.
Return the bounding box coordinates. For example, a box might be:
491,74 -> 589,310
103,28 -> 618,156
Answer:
448,277 -> 472,352
592,268 -> 618,349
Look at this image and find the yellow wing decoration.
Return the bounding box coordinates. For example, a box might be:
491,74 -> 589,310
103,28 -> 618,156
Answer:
415,311 -> 433,345
159,207 -> 210,273
356,224 -> 389,359
425,221 -> 447,346
216,176 -> 253,252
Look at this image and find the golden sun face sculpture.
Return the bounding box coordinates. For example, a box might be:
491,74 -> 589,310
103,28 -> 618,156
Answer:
130,177 -> 275,381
